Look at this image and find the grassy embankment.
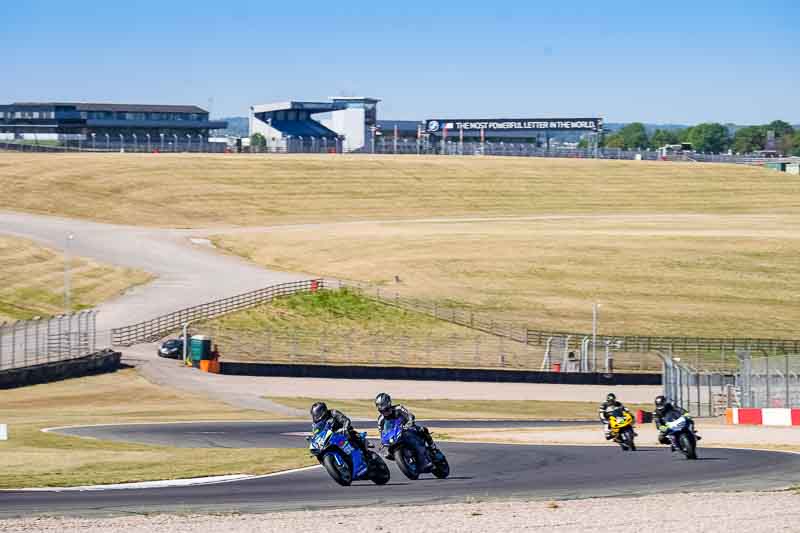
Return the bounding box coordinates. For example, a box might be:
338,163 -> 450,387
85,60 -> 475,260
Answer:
0,235 -> 153,322
196,289 -> 545,369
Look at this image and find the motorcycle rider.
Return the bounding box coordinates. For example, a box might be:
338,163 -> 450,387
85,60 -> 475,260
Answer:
653,395 -> 701,450
375,392 -> 436,470
310,401 -> 368,454
598,392 -> 633,440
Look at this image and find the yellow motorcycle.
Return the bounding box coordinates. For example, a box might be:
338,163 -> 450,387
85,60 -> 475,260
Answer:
608,408 -> 636,451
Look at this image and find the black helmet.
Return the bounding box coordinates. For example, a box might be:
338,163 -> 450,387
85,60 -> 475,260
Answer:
654,395 -> 667,413
310,401 -> 330,423
606,393 -> 617,403
375,393 -> 393,415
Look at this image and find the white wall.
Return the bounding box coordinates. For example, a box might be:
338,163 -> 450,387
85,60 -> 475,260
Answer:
249,114 -> 286,150
327,108 -> 367,152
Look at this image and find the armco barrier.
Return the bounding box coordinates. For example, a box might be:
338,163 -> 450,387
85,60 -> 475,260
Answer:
111,279 -> 323,346
219,361 -> 661,385
0,349 -> 121,389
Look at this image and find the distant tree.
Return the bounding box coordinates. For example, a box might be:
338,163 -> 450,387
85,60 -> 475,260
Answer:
686,123 -> 730,153
618,122 -> 649,150
604,133 -> 626,149
764,120 -> 794,139
650,129 -> 679,149
250,133 -> 267,151
791,132 -> 800,157
732,126 -> 766,154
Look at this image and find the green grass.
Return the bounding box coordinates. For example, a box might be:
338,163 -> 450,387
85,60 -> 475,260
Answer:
200,288 -> 471,337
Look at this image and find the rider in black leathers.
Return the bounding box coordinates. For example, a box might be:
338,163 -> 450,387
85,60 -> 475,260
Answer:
310,402 -> 368,453
598,392 -> 633,440
653,395 -> 700,449
375,392 -> 436,470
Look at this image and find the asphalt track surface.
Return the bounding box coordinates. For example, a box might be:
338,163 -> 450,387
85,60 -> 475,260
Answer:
2,421 -> 800,517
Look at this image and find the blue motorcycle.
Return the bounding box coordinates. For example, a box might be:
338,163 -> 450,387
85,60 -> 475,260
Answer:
308,420 -> 390,486
380,418 -> 449,480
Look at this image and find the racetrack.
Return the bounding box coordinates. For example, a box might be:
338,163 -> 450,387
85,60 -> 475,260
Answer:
1,421 -> 799,518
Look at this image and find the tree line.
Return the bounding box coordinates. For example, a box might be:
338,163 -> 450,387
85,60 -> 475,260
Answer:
590,120 -> 800,155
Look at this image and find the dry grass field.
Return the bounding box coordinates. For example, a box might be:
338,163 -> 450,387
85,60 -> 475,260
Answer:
0,369 -> 313,489
0,153 -> 796,227
213,214 -> 800,339
2,152 -> 798,339
0,235 -> 153,322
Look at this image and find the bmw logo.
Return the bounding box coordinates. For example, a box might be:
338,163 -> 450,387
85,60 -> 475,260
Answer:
427,120 -> 440,132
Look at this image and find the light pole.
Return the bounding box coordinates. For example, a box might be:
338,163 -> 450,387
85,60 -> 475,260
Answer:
118,133 -> 124,152
160,133 -> 165,152
91,132 -> 96,151
172,134 -> 178,152
64,233 -> 75,314
105,133 -> 110,151
592,303 -> 600,370
197,133 -> 203,152
132,133 -> 137,152
186,133 -> 192,152
146,133 -> 151,152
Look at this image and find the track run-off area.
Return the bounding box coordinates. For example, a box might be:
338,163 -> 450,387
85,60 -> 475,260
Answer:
1,420 -> 799,517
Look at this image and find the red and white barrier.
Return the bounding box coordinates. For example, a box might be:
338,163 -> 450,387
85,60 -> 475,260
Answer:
726,408 -> 800,426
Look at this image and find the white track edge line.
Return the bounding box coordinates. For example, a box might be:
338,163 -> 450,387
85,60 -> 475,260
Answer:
3,465 -> 322,493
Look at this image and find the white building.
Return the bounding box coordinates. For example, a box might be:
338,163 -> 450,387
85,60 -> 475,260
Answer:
249,97 -> 380,152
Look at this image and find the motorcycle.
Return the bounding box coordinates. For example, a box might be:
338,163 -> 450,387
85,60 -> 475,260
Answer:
661,415 -> 698,460
308,420 -> 390,486
607,408 -> 636,451
380,418 -> 449,480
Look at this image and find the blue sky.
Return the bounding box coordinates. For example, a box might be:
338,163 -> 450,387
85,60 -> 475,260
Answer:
2,1 -> 798,124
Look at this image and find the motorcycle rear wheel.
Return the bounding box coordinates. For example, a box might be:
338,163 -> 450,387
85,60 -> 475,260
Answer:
367,451 -> 391,485
322,453 -> 353,486
395,446 -> 420,480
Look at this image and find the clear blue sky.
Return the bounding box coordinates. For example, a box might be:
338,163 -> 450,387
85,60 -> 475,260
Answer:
2,1 -> 798,124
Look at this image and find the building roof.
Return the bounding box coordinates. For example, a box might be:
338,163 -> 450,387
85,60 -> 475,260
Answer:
268,120 -> 338,138
251,101 -> 343,114
12,102 -> 208,114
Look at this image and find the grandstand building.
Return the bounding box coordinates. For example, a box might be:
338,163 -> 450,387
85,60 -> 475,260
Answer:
249,97 -> 379,152
0,102 -> 226,142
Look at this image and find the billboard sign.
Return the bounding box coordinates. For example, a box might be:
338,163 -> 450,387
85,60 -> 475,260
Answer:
425,118 -> 602,133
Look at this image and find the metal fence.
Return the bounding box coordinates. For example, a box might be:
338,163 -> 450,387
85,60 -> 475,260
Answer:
0,311 -> 98,371
658,350 -> 737,417
213,329 -> 543,369
3,138 -> 792,166
736,351 -> 800,408
110,279 -> 323,346
331,280 -> 798,373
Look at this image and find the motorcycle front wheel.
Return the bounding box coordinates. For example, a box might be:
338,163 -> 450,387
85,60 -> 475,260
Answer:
322,453 -> 353,486
432,450 -> 450,479
679,433 -> 697,460
394,446 -> 420,480
621,428 -> 636,451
